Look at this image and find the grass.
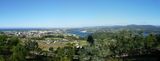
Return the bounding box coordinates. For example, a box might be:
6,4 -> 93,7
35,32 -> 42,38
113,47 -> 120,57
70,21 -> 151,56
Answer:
38,40 -> 87,51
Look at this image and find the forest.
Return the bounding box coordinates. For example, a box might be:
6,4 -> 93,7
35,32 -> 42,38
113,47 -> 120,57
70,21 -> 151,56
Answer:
0,30 -> 160,61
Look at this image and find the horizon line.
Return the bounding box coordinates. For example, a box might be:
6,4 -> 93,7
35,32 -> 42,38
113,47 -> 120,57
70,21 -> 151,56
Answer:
0,24 -> 159,29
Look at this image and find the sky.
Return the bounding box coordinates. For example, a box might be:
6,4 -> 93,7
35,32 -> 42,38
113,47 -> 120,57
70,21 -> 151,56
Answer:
0,0 -> 160,28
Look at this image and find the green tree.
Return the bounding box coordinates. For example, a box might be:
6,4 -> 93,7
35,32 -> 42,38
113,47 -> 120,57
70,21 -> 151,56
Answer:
8,36 -> 19,47
10,44 -> 27,61
0,55 -> 5,61
25,40 -> 38,51
145,34 -> 156,49
54,46 -> 75,61
87,35 -> 94,45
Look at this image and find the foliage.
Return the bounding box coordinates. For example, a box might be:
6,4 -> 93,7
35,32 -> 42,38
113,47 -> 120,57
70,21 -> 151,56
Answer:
10,44 -> 27,61
1,30 -> 160,61
53,46 -> 75,61
0,55 -> 5,61
25,40 -> 38,51
87,35 -> 94,45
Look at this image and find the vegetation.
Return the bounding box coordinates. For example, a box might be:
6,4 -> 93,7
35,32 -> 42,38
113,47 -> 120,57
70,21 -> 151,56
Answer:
0,30 -> 160,61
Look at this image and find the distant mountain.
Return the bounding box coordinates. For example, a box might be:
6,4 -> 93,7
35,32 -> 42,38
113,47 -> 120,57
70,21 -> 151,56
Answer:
125,25 -> 158,30
81,25 -> 160,33
1,25 -> 160,33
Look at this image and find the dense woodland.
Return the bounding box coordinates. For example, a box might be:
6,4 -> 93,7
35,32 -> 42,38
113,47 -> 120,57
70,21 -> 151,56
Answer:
0,30 -> 160,61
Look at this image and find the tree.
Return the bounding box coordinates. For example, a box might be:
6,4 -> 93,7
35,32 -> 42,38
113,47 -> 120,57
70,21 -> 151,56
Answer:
8,36 -> 19,46
145,34 -> 156,49
87,35 -> 94,45
49,47 -> 54,52
53,46 -> 75,61
10,44 -> 27,61
0,55 -> 5,61
25,40 -> 38,51
0,35 -> 7,46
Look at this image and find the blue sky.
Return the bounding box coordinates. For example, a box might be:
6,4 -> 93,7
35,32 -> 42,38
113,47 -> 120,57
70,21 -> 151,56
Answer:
0,0 -> 160,28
